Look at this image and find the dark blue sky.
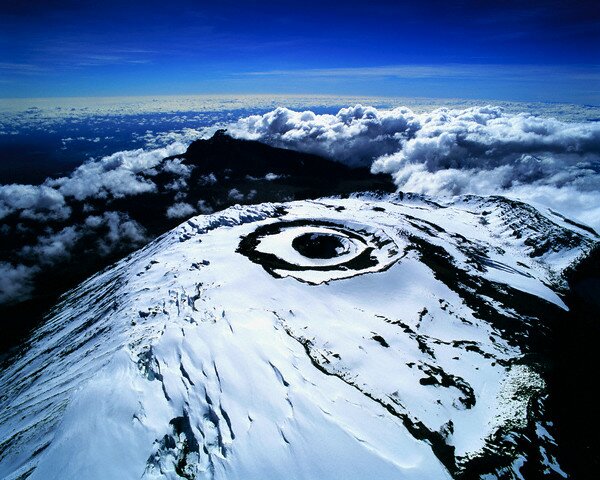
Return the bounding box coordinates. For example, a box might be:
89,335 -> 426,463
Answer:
1,0 -> 599,102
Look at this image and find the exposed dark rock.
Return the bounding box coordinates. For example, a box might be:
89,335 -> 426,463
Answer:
291,232 -> 347,259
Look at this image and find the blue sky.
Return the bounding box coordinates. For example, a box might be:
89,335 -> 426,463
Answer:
1,0 -> 599,103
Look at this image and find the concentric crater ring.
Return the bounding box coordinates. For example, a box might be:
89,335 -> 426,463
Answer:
237,219 -> 403,284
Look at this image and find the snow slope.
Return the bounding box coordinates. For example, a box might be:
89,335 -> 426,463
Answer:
0,193 -> 597,479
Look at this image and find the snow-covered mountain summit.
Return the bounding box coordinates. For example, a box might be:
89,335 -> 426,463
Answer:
0,193 -> 597,479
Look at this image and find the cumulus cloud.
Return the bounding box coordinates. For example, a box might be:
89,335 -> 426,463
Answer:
370,107 -> 599,173
162,158 -> 194,177
47,144 -> 186,201
20,212 -> 147,265
165,178 -> 188,191
229,105 -> 416,167
0,127 -> 206,307
228,188 -> 257,202
21,226 -> 82,265
0,262 -> 37,304
1,212 -> 147,304
228,188 -> 245,202
199,173 -> 218,186
0,184 -> 70,221
265,172 -> 283,181
246,172 -> 284,181
85,212 -> 147,255
230,105 -> 600,230
166,202 -> 195,219
0,138 -> 199,223
197,200 -> 214,214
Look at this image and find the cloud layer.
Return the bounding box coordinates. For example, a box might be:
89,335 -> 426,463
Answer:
2,102 -> 599,306
229,105 -> 416,167
0,129 -> 206,305
230,105 -> 600,230
0,129 -> 204,222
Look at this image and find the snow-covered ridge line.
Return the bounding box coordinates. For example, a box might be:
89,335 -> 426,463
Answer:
0,194 -> 596,479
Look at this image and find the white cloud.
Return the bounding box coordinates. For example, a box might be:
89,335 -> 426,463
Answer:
246,173 -> 284,181
229,105 -> 418,167
199,173 -> 218,186
0,184 -> 69,221
85,211 -> 146,244
0,262 -> 38,304
227,188 -> 257,203
369,107 -> 600,230
165,178 -> 188,191
230,105 -> 600,230
16,211 -> 146,287
197,199 -> 214,214
228,188 -> 245,202
0,135 -> 200,221
264,172 -> 282,181
47,146 -> 174,200
20,226 -> 82,265
162,158 -> 194,177
166,202 -> 195,219
0,210 -> 147,304
97,211 -> 146,255
0,128 -> 202,306
84,215 -> 104,228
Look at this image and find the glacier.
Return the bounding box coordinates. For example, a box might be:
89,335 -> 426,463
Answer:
0,193 -> 597,479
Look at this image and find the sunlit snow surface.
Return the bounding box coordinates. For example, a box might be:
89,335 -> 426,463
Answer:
0,193 -> 597,479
